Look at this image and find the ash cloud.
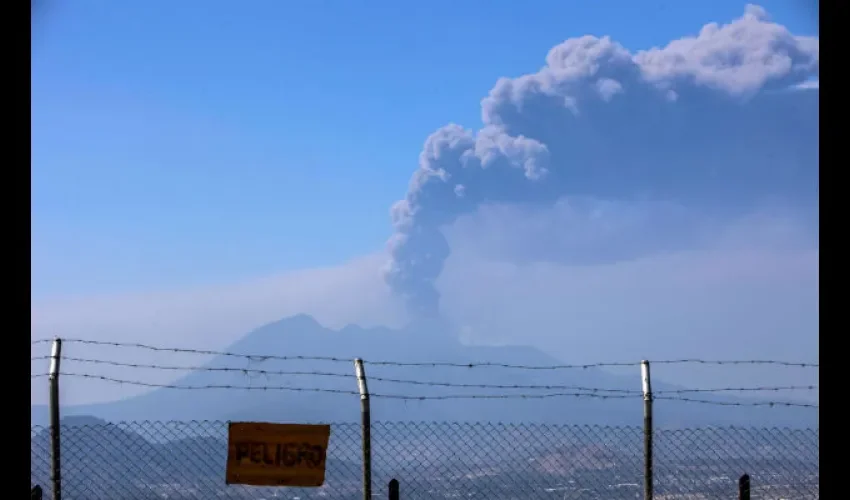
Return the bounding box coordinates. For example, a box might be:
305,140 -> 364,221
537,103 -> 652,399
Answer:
385,5 -> 818,317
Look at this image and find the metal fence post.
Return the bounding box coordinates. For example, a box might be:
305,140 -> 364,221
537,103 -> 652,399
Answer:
354,358 -> 372,500
49,338 -> 63,500
641,360 -> 653,500
739,473 -> 750,500
388,478 -> 399,500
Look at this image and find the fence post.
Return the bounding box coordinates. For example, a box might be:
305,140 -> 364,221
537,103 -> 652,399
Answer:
641,360 -> 653,500
388,478 -> 399,500
738,473 -> 750,500
49,338 -> 63,500
354,358 -> 372,500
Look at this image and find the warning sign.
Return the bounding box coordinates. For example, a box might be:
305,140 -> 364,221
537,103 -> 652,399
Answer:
225,422 -> 331,487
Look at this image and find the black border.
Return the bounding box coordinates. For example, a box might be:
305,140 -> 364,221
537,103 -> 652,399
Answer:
30,2 -> 48,496
29,4 -> 37,498
814,1 -> 826,498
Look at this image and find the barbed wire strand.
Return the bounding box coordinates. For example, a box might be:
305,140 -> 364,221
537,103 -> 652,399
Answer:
655,386 -> 818,395
36,338 -> 350,364
30,372 -> 819,408
33,339 -> 634,368
31,373 -> 640,400
366,359 -> 819,368
650,359 -> 818,368
29,338 -> 819,368
30,356 -> 820,395
653,395 -> 818,409
30,356 -> 643,393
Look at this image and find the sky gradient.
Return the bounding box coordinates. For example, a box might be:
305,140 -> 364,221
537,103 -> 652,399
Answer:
32,1 -> 818,405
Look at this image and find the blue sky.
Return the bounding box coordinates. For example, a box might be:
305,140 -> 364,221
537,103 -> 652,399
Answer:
31,0 -> 817,299
32,2 -> 818,405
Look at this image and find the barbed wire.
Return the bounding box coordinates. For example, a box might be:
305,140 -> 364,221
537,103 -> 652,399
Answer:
29,338 -> 819,369
651,359 -> 818,368
30,372 -> 641,400
33,338 -> 351,364
30,372 -> 819,408
30,367 -> 817,397
365,358 -> 820,369
32,339 -> 635,368
653,395 -> 819,409
655,386 -> 818,395
30,355 -> 644,393
368,360 -> 639,369
30,356 -> 821,396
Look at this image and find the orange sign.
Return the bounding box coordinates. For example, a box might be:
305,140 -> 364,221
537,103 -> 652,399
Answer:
225,422 -> 331,487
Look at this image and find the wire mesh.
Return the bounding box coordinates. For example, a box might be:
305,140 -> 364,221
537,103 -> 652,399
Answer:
653,427 -> 819,499
31,421 -> 817,500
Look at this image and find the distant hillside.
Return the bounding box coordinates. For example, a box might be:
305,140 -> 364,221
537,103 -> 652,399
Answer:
31,315 -> 817,428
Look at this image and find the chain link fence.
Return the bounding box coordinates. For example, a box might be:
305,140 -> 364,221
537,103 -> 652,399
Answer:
31,421 -> 818,499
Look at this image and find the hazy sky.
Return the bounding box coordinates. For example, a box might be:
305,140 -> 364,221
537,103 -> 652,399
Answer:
32,1 -> 818,405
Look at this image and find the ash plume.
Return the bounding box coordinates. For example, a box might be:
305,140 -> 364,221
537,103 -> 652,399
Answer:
385,5 -> 818,317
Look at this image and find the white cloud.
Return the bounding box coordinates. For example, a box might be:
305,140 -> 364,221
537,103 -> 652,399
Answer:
794,79 -> 819,90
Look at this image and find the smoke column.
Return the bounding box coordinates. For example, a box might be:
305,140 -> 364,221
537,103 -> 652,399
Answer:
384,5 -> 819,317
